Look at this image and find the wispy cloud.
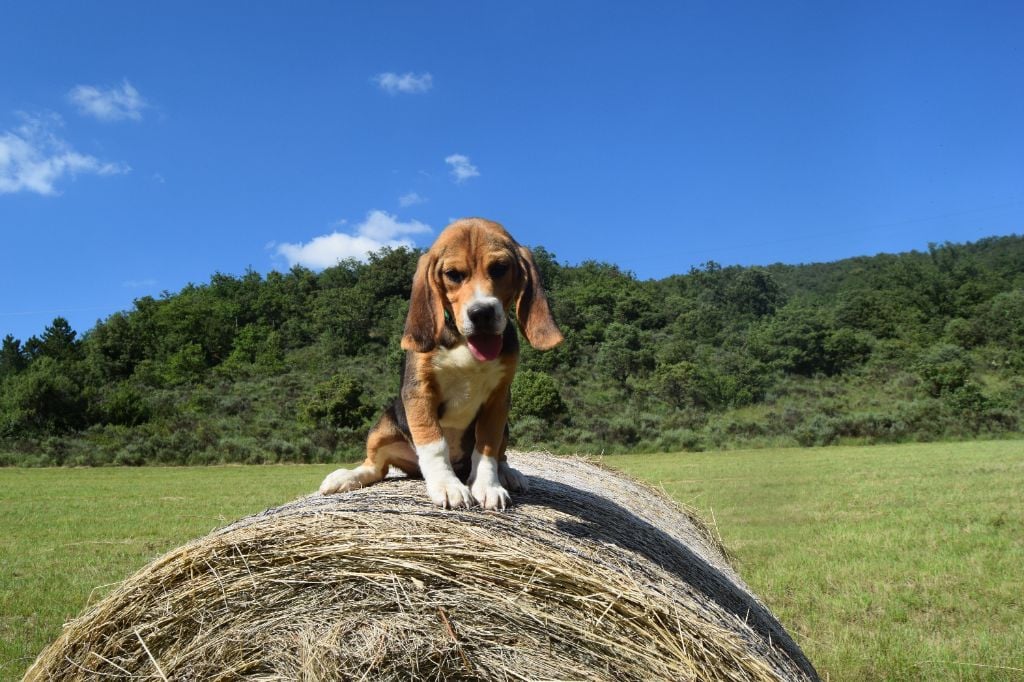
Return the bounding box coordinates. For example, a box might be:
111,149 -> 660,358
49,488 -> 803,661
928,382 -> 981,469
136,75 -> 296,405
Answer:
68,80 -> 147,122
276,210 -> 431,269
445,153 -> 479,183
399,191 -> 425,207
0,113 -> 130,196
374,72 -> 433,95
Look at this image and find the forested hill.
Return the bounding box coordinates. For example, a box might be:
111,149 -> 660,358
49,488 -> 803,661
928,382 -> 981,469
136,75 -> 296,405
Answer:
2,234 -> 1022,466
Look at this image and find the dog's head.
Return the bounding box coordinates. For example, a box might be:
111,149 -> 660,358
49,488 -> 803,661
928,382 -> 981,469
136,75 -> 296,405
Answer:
401,218 -> 563,359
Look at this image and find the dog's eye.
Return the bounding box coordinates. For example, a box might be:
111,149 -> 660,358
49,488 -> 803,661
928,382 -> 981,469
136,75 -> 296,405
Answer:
444,269 -> 465,284
488,262 -> 509,279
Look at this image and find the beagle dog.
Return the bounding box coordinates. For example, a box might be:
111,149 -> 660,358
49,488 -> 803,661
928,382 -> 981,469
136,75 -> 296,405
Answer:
319,218 -> 563,510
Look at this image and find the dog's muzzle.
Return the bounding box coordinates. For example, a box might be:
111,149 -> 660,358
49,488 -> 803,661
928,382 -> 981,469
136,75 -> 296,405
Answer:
463,298 -> 506,337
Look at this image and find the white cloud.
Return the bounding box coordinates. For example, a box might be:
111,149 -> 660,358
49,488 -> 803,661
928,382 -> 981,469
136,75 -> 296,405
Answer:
399,191 -> 425,207
374,72 -> 433,94
0,113 -> 130,196
445,153 -> 480,183
276,210 -> 432,269
68,80 -> 147,122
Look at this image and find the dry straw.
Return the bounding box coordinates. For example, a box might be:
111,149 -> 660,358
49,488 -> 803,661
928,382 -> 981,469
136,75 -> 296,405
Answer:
26,452 -> 819,681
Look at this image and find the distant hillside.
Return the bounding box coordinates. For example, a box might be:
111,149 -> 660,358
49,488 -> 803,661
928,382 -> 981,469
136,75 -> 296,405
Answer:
2,234 -> 1022,465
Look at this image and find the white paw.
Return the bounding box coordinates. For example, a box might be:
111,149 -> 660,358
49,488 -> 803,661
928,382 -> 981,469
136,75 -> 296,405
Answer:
319,468 -> 363,495
471,479 -> 512,511
498,462 -> 529,493
426,476 -> 474,509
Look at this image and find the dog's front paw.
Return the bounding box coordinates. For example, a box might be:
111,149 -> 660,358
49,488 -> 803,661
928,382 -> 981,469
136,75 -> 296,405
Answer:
426,476 -> 474,509
498,462 -> 529,493
319,468 -> 362,495
471,478 -> 512,511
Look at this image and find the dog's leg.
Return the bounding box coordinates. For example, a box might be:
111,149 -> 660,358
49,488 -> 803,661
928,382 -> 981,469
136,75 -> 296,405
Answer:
468,389 -> 514,510
496,426 -> 529,493
469,450 -> 511,510
416,438 -> 474,509
319,461 -> 383,495
402,385 -> 474,508
319,413 -> 414,495
497,460 -> 529,493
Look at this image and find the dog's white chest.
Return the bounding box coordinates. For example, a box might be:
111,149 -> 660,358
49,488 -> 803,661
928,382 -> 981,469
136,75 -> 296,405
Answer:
432,345 -> 505,429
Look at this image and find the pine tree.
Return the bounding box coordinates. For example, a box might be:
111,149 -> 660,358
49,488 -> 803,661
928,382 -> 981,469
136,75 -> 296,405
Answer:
37,317 -> 80,361
0,334 -> 27,378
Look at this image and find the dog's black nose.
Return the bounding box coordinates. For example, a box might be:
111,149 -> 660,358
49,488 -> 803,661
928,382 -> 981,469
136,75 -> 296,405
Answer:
467,302 -> 497,328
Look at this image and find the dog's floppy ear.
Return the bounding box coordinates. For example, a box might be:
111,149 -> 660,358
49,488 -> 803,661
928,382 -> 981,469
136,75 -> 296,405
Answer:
402,252 -> 445,352
516,246 -> 563,350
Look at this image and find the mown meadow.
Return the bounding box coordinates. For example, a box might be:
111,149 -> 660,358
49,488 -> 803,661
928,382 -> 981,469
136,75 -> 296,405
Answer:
2,440 -> 1021,681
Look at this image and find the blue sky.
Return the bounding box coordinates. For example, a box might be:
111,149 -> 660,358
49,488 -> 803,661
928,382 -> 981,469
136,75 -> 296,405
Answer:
2,1 -> 1022,342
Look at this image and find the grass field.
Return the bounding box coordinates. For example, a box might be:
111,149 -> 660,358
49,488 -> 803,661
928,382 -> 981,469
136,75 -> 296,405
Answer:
604,441 -> 1024,681
1,440 -> 1022,681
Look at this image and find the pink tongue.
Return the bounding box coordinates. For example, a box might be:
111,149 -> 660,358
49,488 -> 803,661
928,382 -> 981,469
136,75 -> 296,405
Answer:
467,334 -> 503,361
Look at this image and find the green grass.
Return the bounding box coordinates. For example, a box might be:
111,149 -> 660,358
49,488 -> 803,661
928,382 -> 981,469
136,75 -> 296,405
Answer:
2,441 -> 1022,681
0,466 -> 319,680
602,441 -> 1024,681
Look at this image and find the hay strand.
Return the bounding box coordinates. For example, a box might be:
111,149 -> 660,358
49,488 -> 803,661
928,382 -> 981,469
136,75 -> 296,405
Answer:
25,452 -> 819,681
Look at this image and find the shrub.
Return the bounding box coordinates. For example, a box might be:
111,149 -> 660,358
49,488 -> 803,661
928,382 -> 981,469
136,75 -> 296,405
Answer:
652,354 -> 770,411
915,344 -> 971,396
794,415 -> 837,447
511,371 -> 567,422
652,428 -> 704,453
509,415 -> 552,449
299,376 -> 374,430
943,317 -> 981,348
94,383 -> 151,426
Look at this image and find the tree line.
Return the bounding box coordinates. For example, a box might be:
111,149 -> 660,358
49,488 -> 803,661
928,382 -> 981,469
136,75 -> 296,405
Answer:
1,234 -> 1022,466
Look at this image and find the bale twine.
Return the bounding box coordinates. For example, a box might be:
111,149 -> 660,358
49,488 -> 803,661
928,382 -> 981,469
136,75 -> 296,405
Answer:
25,452 -> 819,681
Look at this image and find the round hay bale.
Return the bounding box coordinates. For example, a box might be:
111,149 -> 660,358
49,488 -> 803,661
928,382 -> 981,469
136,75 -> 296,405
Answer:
26,452 -> 819,681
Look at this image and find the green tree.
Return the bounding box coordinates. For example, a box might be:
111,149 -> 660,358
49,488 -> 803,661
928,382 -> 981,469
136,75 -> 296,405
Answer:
34,317 -> 80,362
511,370 -> 567,422
153,286 -> 239,366
0,357 -> 87,435
836,289 -> 908,339
596,323 -> 654,383
982,290 -> 1024,347
724,268 -> 785,317
314,248 -> 420,355
0,335 -> 27,378
86,312 -> 148,380
163,342 -> 208,385
751,307 -> 870,377
221,325 -> 285,373
750,307 -> 832,376
2,234 -> 1023,461
651,361 -> 707,409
